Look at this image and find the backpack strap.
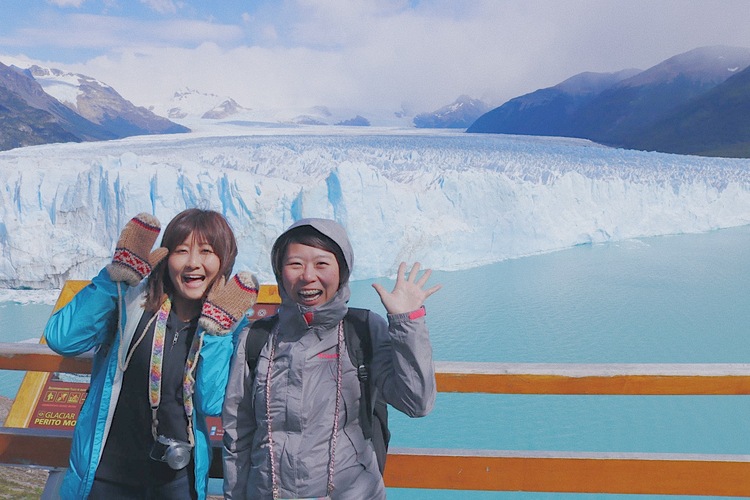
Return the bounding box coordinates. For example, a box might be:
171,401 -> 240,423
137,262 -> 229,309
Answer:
245,315 -> 277,373
343,308 -> 372,436
345,307 -> 390,474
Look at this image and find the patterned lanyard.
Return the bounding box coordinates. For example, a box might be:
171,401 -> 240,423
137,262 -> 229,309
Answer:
149,297 -> 203,445
265,321 -> 344,500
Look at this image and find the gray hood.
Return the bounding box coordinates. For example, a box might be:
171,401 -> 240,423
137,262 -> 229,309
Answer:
271,218 -> 353,328
271,218 -> 353,282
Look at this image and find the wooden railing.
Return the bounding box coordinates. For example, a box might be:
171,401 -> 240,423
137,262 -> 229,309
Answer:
2,343 -> 750,496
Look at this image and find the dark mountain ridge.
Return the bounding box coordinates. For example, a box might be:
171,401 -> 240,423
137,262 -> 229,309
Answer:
573,46 -> 750,145
468,45 -> 750,157
630,64 -> 750,157
467,69 -> 640,137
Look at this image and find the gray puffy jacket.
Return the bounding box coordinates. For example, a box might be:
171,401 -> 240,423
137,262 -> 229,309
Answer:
222,219 -> 436,499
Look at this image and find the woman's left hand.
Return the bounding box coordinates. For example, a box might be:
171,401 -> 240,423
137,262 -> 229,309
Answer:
372,262 -> 442,315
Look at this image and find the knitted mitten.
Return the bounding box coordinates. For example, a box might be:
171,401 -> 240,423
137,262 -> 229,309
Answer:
199,272 -> 260,335
106,213 -> 169,286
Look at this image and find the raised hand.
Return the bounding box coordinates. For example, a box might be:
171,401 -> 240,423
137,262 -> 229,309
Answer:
372,262 -> 442,315
106,213 -> 168,286
199,272 -> 260,335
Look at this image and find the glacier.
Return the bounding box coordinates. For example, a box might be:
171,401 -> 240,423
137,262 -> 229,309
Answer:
1,124 -> 750,289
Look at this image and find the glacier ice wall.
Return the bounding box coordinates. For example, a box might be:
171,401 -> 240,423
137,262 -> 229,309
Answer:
1,128 -> 750,288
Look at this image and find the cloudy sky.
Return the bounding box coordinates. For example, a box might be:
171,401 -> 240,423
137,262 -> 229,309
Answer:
2,0 -> 750,119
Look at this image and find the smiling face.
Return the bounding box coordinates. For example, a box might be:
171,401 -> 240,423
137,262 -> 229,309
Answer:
281,242 -> 341,308
167,232 -> 221,320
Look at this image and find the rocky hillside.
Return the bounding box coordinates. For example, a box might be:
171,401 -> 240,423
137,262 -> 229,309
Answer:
0,61 -> 189,152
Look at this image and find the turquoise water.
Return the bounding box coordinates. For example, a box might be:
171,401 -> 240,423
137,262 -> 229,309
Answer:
0,302 -> 57,398
3,226 -> 750,498
348,225 -> 750,499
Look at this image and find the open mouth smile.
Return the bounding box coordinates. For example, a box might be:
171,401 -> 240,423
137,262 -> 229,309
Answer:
297,289 -> 322,303
182,274 -> 206,287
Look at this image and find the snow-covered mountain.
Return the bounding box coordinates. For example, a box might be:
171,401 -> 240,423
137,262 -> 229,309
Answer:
1,127 -> 750,289
0,61 -> 189,151
149,87 -> 251,121
0,61 -> 114,149
28,65 -> 190,137
413,95 -> 489,129
150,88 -> 415,129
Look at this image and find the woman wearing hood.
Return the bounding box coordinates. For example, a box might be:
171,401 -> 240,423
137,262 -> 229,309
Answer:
222,218 -> 441,499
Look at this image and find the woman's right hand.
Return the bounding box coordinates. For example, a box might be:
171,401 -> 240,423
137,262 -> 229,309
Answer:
106,212 -> 168,286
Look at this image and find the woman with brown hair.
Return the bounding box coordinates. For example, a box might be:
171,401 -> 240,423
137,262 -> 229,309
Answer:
46,209 -> 259,499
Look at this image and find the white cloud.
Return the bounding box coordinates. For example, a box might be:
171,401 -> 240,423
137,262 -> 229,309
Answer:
140,0 -> 179,15
47,0 -> 86,7
6,0 -> 750,121
7,14 -> 243,51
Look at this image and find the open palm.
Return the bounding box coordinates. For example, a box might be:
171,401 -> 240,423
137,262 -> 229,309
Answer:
372,262 -> 442,315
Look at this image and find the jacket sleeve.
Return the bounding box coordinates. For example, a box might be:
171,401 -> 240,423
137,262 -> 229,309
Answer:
44,267 -> 120,357
194,315 -> 249,417
222,325 -> 258,499
371,307 -> 437,417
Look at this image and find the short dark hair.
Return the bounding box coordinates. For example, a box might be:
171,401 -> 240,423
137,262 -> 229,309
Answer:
144,208 -> 237,312
272,225 -> 349,288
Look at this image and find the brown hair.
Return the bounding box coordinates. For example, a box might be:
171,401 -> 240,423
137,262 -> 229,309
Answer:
271,225 -> 349,289
143,208 -> 238,312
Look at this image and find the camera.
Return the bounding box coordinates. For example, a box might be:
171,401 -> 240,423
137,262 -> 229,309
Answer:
149,435 -> 193,470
